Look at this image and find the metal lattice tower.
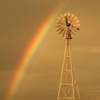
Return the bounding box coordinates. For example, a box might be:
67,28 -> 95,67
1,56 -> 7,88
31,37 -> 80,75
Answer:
55,13 -> 81,100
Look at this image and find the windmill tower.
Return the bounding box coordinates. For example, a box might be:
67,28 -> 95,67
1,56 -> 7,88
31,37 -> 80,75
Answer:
55,13 -> 81,100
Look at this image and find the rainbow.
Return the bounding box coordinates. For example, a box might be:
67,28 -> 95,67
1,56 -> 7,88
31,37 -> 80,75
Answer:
6,3 -> 66,100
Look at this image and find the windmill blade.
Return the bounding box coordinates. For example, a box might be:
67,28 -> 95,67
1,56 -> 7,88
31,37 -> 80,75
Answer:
64,13 -> 67,16
69,14 -> 75,22
56,27 -> 63,32
72,20 -> 79,24
71,14 -> 74,17
62,30 -> 66,37
58,17 -> 61,20
73,16 -> 77,20
76,24 -> 80,27
55,25 -> 62,28
72,21 -> 77,24
59,28 -> 65,35
57,22 -> 64,25
71,25 -> 78,32
55,25 -> 62,29
72,25 -> 80,30
57,21 -> 64,25
69,29 -> 75,35
61,17 -> 66,24
67,13 -> 71,21
72,23 -> 80,28
60,14 -> 66,24
70,28 -> 77,35
68,13 -> 72,20
55,24 -> 62,28
72,27 -> 79,32
56,19 -> 61,23
76,20 -> 80,23
69,13 -> 75,22
60,14 -> 64,18
67,13 -> 71,16
71,16 -> 78,22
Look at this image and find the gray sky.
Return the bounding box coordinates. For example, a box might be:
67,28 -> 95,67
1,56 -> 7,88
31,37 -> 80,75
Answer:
0,0 -> 100,100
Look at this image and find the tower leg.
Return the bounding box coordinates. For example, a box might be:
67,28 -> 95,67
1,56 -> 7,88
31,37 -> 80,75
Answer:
57,39 -> 80,100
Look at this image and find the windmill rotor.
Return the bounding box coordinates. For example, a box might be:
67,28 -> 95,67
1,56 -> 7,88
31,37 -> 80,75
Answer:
55,13 -> 80,39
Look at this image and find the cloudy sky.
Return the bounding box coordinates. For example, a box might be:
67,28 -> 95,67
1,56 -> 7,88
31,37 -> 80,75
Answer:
0,0 -> 100,100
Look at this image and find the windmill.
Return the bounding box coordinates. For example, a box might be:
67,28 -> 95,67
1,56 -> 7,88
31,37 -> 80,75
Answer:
55,13 -> 81,100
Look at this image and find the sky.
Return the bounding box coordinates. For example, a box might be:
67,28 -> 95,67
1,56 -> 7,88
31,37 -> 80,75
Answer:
0,0 -> 100,100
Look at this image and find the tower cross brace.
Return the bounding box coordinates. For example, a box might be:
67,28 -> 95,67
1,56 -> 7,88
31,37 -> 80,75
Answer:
57,37 -> 80,100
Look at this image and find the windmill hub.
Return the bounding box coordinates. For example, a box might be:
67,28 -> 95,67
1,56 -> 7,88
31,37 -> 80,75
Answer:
67,23 -> 71,27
